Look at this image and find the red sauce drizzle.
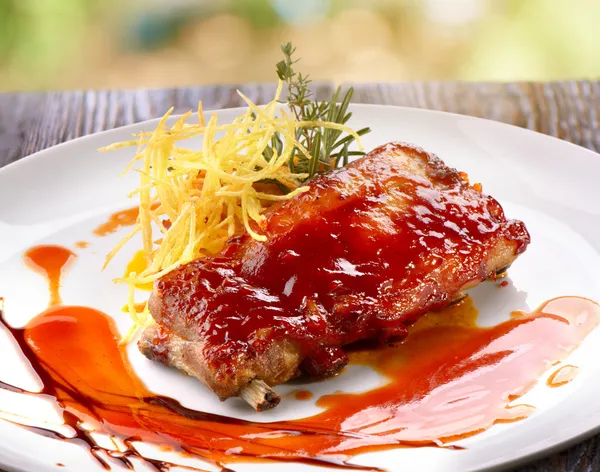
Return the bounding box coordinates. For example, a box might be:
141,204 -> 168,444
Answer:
93,204 -> 160,237
93,207 -> 140,237
547,365 -> 579,388
23,245 -> 75,306
0,245 -> 598,471
294,390 -> 314,401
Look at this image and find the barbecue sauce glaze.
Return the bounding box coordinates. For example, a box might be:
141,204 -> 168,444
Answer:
151,148 -> 530,378
0,244 -> 597,471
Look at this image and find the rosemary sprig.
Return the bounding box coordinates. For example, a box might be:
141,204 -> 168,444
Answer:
269,42 -> 370,181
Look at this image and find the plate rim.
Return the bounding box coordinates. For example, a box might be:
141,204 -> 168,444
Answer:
1,103 -> 599,180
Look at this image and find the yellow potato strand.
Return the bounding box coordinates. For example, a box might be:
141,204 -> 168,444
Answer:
102,80 -> 364,342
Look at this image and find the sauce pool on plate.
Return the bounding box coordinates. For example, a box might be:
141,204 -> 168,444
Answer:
92,207 -> 141,237
0,244 -> 597,471
294,390 -> 314,401
547,365 -> 579,388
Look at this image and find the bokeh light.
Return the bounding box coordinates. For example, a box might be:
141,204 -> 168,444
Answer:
0,0 -> 598,91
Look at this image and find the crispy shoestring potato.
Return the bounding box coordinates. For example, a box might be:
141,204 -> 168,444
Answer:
100,81 -> 364,342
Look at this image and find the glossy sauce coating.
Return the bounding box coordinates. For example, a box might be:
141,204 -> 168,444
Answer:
154,145 -> 530,373
0,245 -> 596,471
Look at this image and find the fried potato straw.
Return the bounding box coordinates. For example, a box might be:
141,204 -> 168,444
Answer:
100,81 -> 363,342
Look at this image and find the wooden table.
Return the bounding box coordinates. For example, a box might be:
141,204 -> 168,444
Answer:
0,81 -> 599,471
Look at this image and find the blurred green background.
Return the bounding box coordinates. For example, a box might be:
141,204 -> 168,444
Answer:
1,0 -> 599,91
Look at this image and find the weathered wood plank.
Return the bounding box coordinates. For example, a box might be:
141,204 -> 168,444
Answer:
0,82 -> 335,168
347,81 -> 600,152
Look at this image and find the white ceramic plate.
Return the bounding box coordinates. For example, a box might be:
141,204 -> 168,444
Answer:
1,104 -> 600,472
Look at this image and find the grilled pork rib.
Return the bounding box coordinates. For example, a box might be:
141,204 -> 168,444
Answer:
139,142 -> 530,407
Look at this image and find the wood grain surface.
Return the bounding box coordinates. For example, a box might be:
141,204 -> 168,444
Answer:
0,81 -> 599,472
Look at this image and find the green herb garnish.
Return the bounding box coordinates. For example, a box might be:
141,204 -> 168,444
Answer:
264,42 -> 371,181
